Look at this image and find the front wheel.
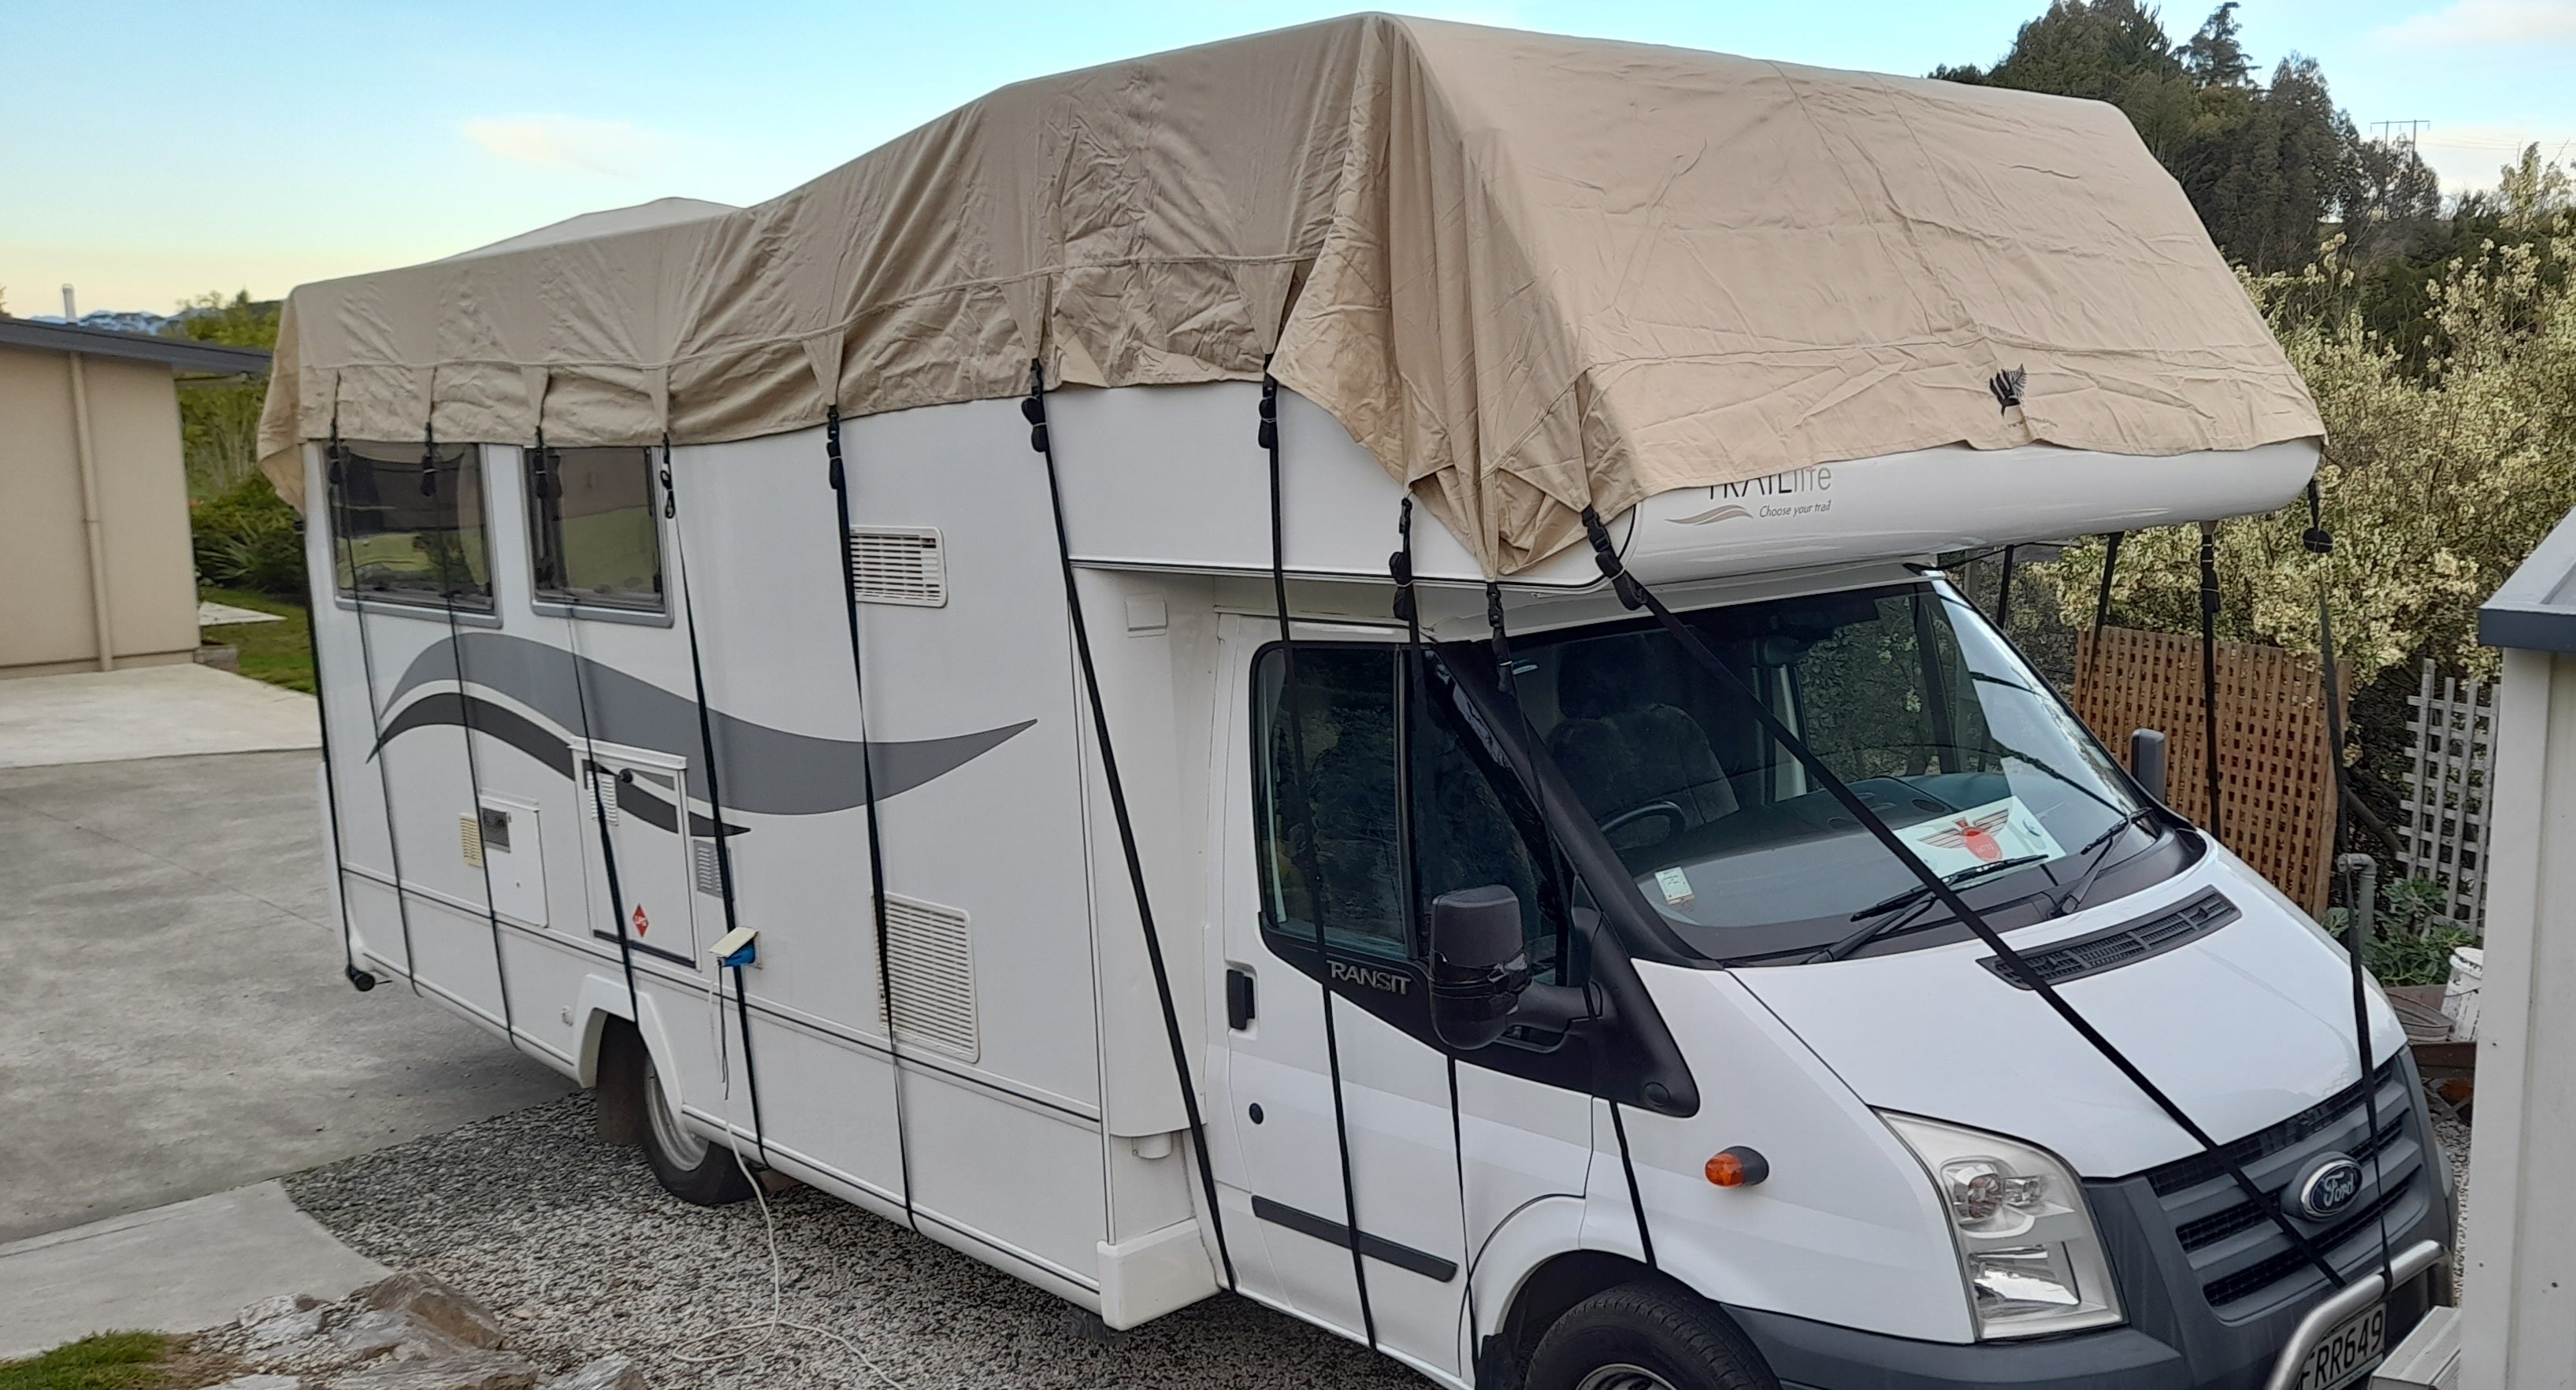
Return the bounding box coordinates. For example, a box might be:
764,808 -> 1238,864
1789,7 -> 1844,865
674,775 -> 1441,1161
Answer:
1525,1283 -> 1778,1390
625,1032 -> 753,1207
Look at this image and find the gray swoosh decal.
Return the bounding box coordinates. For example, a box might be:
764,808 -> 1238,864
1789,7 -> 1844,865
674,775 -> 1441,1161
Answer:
377,631 -> 1031,816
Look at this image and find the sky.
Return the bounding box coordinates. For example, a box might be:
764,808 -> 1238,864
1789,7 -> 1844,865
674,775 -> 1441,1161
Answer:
4,0 -> 2570,314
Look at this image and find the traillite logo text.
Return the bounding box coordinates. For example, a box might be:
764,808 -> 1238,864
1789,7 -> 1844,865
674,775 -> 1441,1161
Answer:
1676,465 -> 1832,525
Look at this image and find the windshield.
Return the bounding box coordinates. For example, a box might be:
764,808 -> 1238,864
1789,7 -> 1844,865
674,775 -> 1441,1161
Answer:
1509,581 -> 2158,961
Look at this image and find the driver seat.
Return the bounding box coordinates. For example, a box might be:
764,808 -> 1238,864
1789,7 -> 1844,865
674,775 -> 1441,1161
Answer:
1547,644 -> 1739,839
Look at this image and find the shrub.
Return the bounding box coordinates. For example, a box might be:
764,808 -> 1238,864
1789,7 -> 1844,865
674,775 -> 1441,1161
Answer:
2328,875 -> 2478,986
2047,219 -> 2576,683
191,469 -> 307,598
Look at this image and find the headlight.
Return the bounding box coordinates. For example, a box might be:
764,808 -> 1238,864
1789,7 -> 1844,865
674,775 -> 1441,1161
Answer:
1880,1113 -> 2123,1339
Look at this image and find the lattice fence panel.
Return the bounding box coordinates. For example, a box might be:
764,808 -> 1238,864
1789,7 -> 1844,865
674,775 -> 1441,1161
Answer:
2073,627 -> 2345,916
2401,659 -> 2496,932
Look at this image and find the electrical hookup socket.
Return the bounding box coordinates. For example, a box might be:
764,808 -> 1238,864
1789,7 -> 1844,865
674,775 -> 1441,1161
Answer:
711,927 -> 759,969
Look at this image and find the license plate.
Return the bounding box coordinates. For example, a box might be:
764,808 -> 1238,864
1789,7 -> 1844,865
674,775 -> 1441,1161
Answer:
2296,1300 -> 2388,1390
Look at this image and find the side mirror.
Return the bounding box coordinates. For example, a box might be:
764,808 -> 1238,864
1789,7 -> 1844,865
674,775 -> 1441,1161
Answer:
2130,728 -> 2170,804
1427,885 -> 1532,1050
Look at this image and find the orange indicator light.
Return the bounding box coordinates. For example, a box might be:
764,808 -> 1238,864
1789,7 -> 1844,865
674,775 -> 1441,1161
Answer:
1706,1146 -> 1770,1188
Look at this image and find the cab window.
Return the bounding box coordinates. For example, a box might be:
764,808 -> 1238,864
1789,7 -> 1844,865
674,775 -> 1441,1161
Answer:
1254,647 -> 1405,958
1252,644 -> 1571,981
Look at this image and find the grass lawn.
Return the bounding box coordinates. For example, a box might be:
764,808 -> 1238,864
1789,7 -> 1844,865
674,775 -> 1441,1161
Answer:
199,587 -> 314,695
0,1333 -> 168,1390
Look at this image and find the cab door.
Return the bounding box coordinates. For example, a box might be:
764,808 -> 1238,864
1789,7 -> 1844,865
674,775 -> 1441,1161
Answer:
1212,618 -> 1594,1381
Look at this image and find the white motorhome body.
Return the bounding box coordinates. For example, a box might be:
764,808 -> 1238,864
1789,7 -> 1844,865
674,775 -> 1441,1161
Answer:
306,376 -> 2447,1390
277,17 -> 2448,1390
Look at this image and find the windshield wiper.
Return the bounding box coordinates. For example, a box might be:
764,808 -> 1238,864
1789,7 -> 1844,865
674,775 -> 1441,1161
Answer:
1848,854 -> 2050,922
1818,854 -> 2051,962
2051,808 -> 2158,916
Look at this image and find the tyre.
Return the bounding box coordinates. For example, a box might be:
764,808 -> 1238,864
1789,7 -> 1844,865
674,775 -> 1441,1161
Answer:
623,1030 -> 754,1207
592,1020 -> 645,1147
1525,1282 -> 1779,1390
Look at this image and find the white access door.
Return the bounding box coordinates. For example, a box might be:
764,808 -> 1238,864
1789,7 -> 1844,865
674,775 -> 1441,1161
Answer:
1212,618 -> 1594,1384
578,741 -> 703,969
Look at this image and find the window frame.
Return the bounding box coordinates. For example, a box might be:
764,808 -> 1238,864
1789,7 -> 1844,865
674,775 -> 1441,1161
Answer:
522,444 -> 673,625
1251,639 -> 1415,963
1248,638 -> 1581,988
324,439 -> 499,623
1243,632 -> 1698,1112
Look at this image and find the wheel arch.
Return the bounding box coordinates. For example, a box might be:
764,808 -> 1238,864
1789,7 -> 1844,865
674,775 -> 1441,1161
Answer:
1491,1249 -> 1664,1384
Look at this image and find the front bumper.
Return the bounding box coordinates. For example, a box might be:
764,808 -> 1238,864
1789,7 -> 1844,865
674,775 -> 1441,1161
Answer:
1732,1052 -> 2452,1390
1730,1245 -> 2442,1390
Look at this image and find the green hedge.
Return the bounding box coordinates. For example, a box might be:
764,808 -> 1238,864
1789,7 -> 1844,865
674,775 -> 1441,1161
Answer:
190,469 -> 306,598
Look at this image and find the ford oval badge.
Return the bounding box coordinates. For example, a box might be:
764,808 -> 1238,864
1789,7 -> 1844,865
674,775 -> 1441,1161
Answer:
2294,1154 -> 2366,1221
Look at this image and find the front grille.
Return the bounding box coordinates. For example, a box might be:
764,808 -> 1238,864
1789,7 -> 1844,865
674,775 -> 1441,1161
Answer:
2202,1180 -> 2418,1307
2171,1113 -> 2405,1251
2145,1058 -> 2401,1196
2136,1059 -> 2427,1310
1981,889 -> 2238,988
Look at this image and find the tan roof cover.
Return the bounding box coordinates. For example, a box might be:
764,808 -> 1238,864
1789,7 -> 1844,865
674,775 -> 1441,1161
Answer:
258,13 -> 2321,575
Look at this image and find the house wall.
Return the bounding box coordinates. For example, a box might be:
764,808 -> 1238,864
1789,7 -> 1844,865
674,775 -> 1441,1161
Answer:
0,345 -> 200,676
2460,646 -> 2576,1390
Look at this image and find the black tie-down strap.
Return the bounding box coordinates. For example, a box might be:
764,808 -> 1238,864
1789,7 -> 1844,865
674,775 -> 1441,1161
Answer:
824,408 -> 918,1229
425,423 -> 519,1047
532,429 -> 644,1028
1574,507 -> 2350,1292
1023,364 -> 1238,1291
1390,499 -> 1490,1353
1265,375 -> 1377,1345
2303,484 -> 2397,1292
662,439 -> 768,1166
307,425 -> 366,990
1475,572 -> 1661,1277
321,427 -> 421,998
2198,524 -> 2226,841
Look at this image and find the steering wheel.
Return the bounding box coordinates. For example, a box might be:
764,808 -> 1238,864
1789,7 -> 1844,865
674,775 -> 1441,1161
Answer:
1599,800 -> 1687,844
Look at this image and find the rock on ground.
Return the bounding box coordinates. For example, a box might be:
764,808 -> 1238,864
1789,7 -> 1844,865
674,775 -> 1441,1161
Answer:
537,1356 -> 645,1390
326,1349 -> 538,1390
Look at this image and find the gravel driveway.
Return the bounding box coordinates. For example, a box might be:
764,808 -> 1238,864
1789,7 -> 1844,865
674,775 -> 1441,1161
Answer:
282,1094 -> 2481,1390
285,1095 -> 1416,1390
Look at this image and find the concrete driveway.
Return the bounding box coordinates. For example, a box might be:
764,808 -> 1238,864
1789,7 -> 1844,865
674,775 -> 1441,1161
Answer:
0,748 -> 571,1243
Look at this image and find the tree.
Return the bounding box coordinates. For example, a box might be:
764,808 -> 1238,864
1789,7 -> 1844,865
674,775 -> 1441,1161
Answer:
2179,1 -> 2251,86
2498,144 -> 2574,228
2341,137 -> 2444,263
1936,3 -> 2400,273
161,291 -> 281,496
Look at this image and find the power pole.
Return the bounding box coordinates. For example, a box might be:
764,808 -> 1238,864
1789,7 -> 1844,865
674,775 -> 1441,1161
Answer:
2372,120 -> 2430,163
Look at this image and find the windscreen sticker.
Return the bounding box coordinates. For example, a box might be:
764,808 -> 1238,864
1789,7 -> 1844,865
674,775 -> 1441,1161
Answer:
1892,795 -> 2064,879
1654,866 -> 1695,906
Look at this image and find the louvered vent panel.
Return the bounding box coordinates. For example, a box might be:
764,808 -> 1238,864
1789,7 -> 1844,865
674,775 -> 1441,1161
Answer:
585,769 -> 619,827
459,814 -> 485,868
692,840 -> 723,895
847,528 -> 947,607
879,894 -> 978,1061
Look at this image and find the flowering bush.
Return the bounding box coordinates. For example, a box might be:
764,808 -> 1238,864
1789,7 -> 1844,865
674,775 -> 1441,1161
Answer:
2048,217 -> 2576,680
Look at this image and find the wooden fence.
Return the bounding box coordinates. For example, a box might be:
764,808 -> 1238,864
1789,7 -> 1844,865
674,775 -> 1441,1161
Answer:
2401,660 -> 2497,931
2072,627 -> 2345,916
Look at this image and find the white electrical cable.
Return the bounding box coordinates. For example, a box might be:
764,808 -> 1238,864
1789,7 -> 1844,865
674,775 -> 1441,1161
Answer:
666,965 -> 908,1389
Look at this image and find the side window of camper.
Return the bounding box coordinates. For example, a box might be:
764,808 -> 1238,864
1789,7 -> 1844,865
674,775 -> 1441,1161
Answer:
1253,646 -> 1407,959
326,442 -> 493,610
525,447 -> 666,613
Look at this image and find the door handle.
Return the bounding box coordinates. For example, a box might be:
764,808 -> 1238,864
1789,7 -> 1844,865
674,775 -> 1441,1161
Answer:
1226,967 -> 1256,1031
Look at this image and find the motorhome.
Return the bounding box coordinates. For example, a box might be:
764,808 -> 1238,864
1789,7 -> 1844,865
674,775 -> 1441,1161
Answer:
264,17 -> 2451,1390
